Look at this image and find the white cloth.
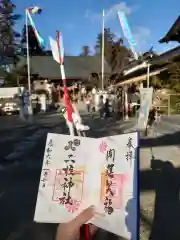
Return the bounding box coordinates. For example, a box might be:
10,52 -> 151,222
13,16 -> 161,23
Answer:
75,122 -> 90,131
72,112 -> 82,125
72,112 -> 90,131
63,111 -> 90,132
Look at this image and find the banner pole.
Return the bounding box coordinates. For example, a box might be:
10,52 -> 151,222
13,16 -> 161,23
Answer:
101,10 -> 105,91
25,8 -> 33,117
56,31 -> 74,136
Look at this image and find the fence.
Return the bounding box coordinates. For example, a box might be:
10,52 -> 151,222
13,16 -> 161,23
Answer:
154,93 -> 180,115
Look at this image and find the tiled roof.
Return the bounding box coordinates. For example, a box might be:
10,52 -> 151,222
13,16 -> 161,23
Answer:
149,46 -> 180,65
17,55 -> 111,79
159,15 -> 180,43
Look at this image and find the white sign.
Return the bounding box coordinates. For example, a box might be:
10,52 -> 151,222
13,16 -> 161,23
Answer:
34,132 -> 138,239
137,87 -> 153,129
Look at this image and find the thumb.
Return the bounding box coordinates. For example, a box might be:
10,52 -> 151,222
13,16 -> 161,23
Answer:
71,206 -> 95,228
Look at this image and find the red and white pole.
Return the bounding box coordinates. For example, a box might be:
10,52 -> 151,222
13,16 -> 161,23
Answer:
56,30 -> 74,135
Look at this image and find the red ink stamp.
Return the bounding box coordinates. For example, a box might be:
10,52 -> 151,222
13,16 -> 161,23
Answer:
99,140 -> 107,153
65,199 -> 81,213
52,169 -> 84,205
100,173 -> 129,209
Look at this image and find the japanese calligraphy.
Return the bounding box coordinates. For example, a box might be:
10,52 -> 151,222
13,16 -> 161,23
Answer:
64,139 -> 81,151
35,132 -> 138,237
40,138 -> 54,189
106,149 -> 115,162
125,137 -> 134,167
101,173 -> 129,210
44,138 -> 53,166
59,139 -> 81,206
104,148 -> 116,215
53,169 -> 84,203
41,169 -> 50,188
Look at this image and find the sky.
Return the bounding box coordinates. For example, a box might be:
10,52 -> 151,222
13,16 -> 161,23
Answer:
13,0 -> 180,56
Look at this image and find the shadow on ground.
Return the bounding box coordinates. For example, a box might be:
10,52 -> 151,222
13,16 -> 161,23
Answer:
140,154 -> 180,239
140,130 -> 180,148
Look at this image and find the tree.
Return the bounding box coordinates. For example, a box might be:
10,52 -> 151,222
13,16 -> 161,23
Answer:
21,25 -> 43,55
110,38 -> 131,72
95,28 -> 115,63
4,63 -> 36,87
0,0 -> 21,64
150,75 -> 162,89
80,45 -> 90,56
94,28 -> 131,72
167,61 -> 180,92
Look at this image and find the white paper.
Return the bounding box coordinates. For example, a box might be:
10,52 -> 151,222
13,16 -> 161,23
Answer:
34,133 -> 104,223
34,132 -> 139,239
91,133 -> 138,239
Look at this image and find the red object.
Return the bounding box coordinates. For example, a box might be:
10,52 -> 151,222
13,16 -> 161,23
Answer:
56,30 -> 72,123
80,224 -> 91,240
85,224 -> 91,240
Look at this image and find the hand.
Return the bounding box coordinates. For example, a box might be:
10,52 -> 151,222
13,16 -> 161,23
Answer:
55,206 -> 98,240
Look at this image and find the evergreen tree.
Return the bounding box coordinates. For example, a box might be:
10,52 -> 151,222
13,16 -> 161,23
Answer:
0,0 -> 21,64
95,28 -> 115,59
80,45 -> 90,56
94,28 -> 131,72
21,24 -> 43,55
110,38 -> 131,72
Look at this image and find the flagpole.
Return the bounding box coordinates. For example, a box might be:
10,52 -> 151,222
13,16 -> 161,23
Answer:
25,8 -> 33,116
56,31 -> 74,136
101,10 -> 105,91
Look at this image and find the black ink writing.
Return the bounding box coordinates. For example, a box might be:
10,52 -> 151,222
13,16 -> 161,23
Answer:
125,137 -> 134,166
62,165 -> 74,176
106,149 -> 115,162
64,139 -> 81,151
59,145 -> 77,205
41,169 -> 50,188
48,139 -> 53,147
45,138 -> 53,166
106,179 -> 114,196
104,197 -> 114,215
104,148 -> 115,215
126,137 -> 134,149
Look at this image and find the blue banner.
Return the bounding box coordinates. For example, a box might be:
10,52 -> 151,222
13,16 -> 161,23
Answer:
118,11 -> 138,60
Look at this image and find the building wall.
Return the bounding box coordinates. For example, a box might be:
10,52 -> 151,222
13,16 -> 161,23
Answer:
33,80 -> 49,91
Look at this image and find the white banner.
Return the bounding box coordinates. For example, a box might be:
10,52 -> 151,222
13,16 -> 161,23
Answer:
49,36 -> 60,64
137,87 -> 153,129
49,35 -> 64,64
